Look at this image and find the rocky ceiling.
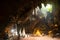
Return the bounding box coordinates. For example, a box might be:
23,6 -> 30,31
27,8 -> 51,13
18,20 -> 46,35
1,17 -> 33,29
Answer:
0,0 -> 59,31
